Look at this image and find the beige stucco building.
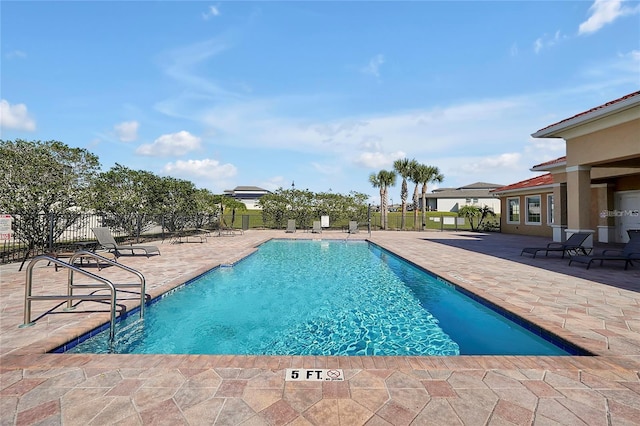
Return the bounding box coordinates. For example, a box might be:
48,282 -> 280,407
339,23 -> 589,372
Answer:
493,91 -> 640,245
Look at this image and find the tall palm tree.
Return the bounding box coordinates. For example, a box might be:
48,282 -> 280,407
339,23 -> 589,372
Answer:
413,164 -> 444,227
393,158 -> 417,230
369,170 -> 396,230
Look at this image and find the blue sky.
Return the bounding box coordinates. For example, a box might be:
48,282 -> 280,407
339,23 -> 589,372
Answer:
2,1 -> 639,202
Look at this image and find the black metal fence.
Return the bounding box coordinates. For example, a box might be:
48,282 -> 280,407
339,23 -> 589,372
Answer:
0,212 -> 234,265
0,211 -> 499,266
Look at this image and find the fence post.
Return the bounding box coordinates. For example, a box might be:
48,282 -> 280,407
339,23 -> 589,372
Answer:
48,212 -> 54,251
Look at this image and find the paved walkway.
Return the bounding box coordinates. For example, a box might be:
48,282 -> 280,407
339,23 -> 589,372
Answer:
1,230 -> 639,425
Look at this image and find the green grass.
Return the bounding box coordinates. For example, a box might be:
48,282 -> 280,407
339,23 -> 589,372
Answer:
220,209 -> 500,231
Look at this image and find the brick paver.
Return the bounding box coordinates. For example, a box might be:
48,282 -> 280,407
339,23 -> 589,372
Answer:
1,230 -> 639,425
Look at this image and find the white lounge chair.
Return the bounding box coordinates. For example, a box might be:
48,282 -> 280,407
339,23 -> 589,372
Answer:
348,221 -> 359,234
285,219 -> 296,233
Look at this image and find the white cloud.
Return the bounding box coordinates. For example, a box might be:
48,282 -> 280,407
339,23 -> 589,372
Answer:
6,50 -> 26,59
533,30 -> 565,54
136,130 -> 201,157
510,43 -> 519,57
114,120 -> 139,142
0,99 -> 36,131
202,5 -> 220,20
163,158 -> 236,179
361,54 -> 385,78
311,162 -> 341,175
578,0 -> 638,35
163,158 -> 237,193
260,176 -> 287,192
460,153 -> 523,174
354,150 -> 405,169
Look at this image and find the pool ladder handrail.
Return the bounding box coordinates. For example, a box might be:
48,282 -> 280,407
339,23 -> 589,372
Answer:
21,251 -> 147,342
68,250 -> 147,318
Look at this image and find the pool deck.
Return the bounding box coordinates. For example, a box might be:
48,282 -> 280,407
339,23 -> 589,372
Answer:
1,230 -> 639,425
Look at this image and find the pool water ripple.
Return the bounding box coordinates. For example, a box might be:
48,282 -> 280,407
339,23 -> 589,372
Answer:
67,240 -> 570,356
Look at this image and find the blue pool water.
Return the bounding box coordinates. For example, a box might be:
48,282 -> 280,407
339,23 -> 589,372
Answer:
65,240 -> 580,356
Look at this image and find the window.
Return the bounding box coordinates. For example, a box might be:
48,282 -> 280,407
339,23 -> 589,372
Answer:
472,198 -> 478,204
507,198 -> 520,223
547,194 -> 554,224
465,198 -> 471,204
526,195 -> 541,225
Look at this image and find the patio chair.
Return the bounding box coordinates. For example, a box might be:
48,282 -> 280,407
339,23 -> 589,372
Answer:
91,227 -> 160,258
312,220 -> 322,233
520,232 -> 590,259
285,219 -> 296,233
568,238 -> 640,270
348,221 -> 359,234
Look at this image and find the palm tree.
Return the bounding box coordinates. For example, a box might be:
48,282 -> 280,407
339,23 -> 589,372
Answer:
410,164 -> 444,230
369,170 -> 396,230
393,158 -> 417,230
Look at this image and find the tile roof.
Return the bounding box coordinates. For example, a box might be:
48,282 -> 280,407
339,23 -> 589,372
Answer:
531,156 -> 566,170
534,91 -> 640,134
491,173 -> 554,193
458,182 -> 505,190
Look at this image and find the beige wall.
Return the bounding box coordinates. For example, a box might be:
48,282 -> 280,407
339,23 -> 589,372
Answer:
498,191 -> 554,238
566,118 -> 640,166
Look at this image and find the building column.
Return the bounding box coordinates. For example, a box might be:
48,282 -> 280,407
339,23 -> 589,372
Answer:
565,165 -> 594,247
551,183 -> 567,242
593,183 -> 615,243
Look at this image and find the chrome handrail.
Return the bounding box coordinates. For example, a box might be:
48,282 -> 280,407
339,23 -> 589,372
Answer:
21,255 -> 118,340
68,251 -> 147,317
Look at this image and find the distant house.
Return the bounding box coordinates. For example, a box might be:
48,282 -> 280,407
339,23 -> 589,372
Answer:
223,186 -> 271,209
492,91 -> 640,244
425,182 -> 503,214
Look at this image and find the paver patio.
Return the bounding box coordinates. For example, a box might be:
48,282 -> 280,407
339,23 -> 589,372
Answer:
1,230 -> 639,425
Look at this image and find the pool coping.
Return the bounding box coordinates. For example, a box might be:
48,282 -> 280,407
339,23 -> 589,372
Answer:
2,230 -> 640,425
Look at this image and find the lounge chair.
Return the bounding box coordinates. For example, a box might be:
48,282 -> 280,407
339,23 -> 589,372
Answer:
348,221 -> 359,234
312,221 -> 322,233
520,232 -> 590,259
91,227 -> 160,258
569,238 -> 640,270
285,219 -> 296,233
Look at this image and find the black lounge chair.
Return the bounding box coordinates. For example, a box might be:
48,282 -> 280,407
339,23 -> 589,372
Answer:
91,227 -> 160,258
568,238 -> 640,270
520,232 -> 591,259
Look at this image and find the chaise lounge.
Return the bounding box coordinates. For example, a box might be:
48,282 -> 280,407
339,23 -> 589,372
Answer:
568,237 -> 640,270
285,219 -> 296,233
520,232 -> 591,259
91,227 -> 160,258
312,221 -> 322,233
348,221 -> 359,234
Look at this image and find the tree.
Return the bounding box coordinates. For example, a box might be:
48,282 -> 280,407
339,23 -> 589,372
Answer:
369,170 -> 396,230
192,188 -> 220,229
217,196 -> 247,228
418,165 -> 444,230
88,164 -> 163,237
156,176 -> 197,232
258,188 -> 368,230
0,139 -> 100,268
458,205 -> 496,231
393,158 -> 417,230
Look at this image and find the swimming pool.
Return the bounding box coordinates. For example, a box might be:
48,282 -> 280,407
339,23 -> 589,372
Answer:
63,239 -> 585,356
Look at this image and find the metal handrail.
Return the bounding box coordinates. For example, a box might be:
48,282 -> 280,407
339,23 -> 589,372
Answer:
68,251 -> 147,317
21,255 -> 118,340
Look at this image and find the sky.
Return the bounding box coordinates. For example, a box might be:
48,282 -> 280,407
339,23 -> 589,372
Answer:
1,0 -> 639,203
